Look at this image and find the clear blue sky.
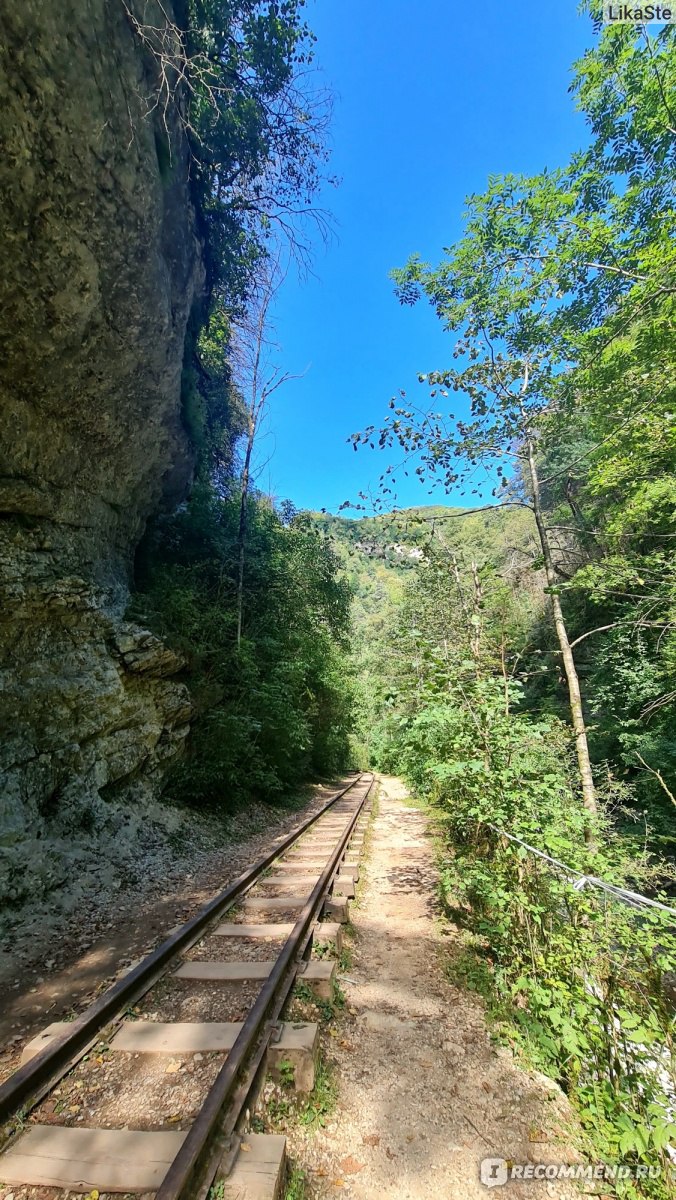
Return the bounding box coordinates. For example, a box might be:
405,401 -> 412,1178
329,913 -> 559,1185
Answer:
259,0 -> 595,514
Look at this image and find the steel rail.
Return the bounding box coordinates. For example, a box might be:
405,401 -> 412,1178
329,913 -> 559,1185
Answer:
155,773 -> 375,1200
0,773 -> 366,1125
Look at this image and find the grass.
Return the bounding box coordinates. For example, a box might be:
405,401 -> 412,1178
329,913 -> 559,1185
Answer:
292,980 -> 314,1005
298,1053 -> 338,1130
267,1092 -> 293,1122
263,1049 -> 338,1132
284,1164 -> 309,1200
442,936 -> 495,1003
397,787 -> 428,812
278,1057 -> 296,1089
291,977 -> 345,1023
312,937 -> 334,959
254,778 -> 372,1177
348,788 -> 377,911
339,944 -> 353,972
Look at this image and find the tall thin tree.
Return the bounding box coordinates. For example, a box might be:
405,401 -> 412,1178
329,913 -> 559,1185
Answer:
231,259 -> 299,647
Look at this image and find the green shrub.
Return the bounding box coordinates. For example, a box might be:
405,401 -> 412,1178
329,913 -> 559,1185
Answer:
132,487 -> 354,810
392,677 -> 676,1197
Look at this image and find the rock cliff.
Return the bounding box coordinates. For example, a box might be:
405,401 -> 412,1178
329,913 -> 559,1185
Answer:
0,0 -> 204,906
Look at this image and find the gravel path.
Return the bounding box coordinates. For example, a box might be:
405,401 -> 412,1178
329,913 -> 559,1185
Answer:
288,776 -> 578,1199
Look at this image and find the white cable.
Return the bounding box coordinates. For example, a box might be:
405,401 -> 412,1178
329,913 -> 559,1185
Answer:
486,823 -> 676,918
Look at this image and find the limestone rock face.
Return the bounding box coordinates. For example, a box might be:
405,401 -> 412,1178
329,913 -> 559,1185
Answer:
0,0 -> 203,905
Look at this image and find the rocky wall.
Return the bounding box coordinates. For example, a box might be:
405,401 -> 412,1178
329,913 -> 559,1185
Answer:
0,0 -> 204,905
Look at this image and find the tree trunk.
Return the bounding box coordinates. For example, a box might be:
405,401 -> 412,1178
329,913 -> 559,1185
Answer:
525,437 -> 598,835
448,549 -> 481,678
235,421 -> 254,649
231,257 -> 290,650
470,559 -> 483,665
500,631 -> 510,716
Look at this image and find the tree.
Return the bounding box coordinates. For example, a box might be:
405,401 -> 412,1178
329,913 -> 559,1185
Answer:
351,15 -> 676,835
230,257 -> 300,646
121,0 -> 332,298
353,181 -> 600,829
134,491 -> 353,807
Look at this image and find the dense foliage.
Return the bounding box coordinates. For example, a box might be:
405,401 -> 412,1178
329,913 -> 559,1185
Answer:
338,522 -> 675,1194
179,0 -> 329,296
124,0 -> 329,306
344,9 -> 676,1192
134,490 -> 353,807
125,0 -> 353,807
350,12 -> 676,833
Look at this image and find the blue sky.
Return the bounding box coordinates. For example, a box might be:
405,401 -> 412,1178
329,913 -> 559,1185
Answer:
258,0 -> 595,514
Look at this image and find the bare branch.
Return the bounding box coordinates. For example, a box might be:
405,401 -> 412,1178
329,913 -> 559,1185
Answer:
635,754 -> 676,807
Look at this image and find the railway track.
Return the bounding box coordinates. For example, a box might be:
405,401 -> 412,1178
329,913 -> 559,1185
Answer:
0,772 -> 375,1200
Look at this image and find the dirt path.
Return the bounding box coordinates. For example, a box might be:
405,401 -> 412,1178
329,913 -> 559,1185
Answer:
294,776 -> 577,1198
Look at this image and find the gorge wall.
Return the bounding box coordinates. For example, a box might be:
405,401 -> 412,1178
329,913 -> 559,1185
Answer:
0,0 -> 204,908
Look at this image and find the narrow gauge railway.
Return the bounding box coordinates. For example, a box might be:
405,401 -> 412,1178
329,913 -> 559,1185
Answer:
0,772 -> 375,1199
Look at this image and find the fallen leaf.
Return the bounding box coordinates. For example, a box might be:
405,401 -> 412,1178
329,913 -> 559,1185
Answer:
362,1133 -> 380,1147
340,1156 -> 364,1175
332,1180 -> 345,1188
165,1062 -> 180,1074
481,1081 -> 491,1094
68,1105 -> 80,1114
240,1142 -> 252,1152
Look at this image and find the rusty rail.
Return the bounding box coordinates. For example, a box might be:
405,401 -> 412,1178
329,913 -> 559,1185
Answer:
156,772 -> 375,1200
0,773 -> 368,1125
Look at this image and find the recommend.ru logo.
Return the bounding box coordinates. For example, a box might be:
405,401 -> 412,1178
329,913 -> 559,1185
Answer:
480,1159 -> 670,1188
